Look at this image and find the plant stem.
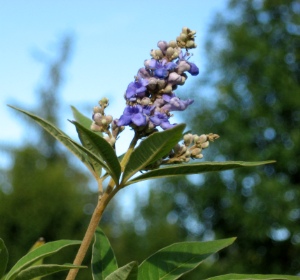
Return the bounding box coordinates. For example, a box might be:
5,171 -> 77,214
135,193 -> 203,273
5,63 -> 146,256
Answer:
66,134 -> 139,280
66,179 -> 118,280
120,133 -> 138,170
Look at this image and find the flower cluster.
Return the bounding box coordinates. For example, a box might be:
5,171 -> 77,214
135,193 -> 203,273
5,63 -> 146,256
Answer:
145,133 -> 220,169
91,98 -> 123,146
117,27 -> 199,136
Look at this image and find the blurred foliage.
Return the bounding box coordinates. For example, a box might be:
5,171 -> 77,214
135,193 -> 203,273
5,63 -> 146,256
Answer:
0,36 -> 95,279
101,0 -> 300,278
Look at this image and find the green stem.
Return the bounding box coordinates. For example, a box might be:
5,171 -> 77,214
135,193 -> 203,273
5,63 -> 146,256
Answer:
66,179 -> 117,280
120,133 -> 139,170
66,134 -> 139,279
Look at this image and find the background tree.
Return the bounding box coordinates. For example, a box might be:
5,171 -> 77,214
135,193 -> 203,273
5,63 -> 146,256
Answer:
0,35 -> 94,279
102,0 -> 300,277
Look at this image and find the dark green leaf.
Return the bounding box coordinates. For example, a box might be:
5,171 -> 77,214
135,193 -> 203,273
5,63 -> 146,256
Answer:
122,124 -> 186,183
105,261 -> 138,280
70,121 -> 121,184
92,227 -> 118,280
0,239 -> 8,278
207,274 -> 299,280
14,264 -> 85,280
8,105 -> 94,173
4,240 -> 81,280
126,161 -> 276,186
138,238 -> 236,280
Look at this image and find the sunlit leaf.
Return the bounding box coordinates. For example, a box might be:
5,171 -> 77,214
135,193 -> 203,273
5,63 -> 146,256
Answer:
125,161 -> 276,186
105,261 -> 138,280
4,240 -> 81,280
92,227 -> 118,280
8,105 -> 94,174
122,124 -> 186,183
138,238 -> 236,280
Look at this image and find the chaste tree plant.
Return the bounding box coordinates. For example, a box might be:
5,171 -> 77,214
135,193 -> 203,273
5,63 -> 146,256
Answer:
1,27 -> 296,280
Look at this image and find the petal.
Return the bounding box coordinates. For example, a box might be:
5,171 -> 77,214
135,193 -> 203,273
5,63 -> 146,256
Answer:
118,114 -> 132,126
188,62 -> 199,76
132,113 -> 147,126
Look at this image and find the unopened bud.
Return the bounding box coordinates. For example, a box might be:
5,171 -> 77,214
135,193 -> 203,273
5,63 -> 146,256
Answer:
91,122 -> 102,132
168,40 -> 177,48
183,133 -> 193,146
105,115 -> 113,124
93,113 -> 103,123
99,97 -> 109,107
201,141 -> 209,149
191,148 -> 201,157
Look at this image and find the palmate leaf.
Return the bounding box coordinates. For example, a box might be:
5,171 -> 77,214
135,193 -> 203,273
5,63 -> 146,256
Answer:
70,121 -> 121,184
8,105 -> 94,174
14,264 -> 85,280
125,161 -> 275,186
4,240 -> 81,280
122,124 -> 186,184
92,227 -> 118,280
0,239 -> 8,279
138,238 -> 236,280
105,262 -> 138,280
207,274 -> 300,280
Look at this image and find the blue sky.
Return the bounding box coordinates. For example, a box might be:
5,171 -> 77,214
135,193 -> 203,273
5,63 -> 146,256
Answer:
0,1 -> 226,169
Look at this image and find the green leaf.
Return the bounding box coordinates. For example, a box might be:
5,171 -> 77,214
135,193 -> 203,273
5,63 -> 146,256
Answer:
0,239 -> 8,278
4,240 -> 81,280
105,261 -> 138,280
138,238 -> 236,280
71,106 -> 96,133
126,161 -> 276,186
122,124 -> 186,183
14,264 -> 85,280
8,105 -> 94,174
70,121 -> 121,184
92,227 -> 118,280
207,274 -> 300,280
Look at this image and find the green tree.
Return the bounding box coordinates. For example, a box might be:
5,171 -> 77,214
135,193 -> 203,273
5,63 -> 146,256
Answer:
103,0 -> 300,277
0,35 -> 94,279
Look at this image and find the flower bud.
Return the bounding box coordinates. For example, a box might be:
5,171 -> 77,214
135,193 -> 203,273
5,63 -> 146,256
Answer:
141,97 -> 151,105
183,133 -> 193,146
201,141 -> 209,149
191,147 -> 201,157
157,40 -> 168,53
91,122 -> 102,132
93,106 -> 102,114
93,113 -> 103,123
168,40 -> 177,48
105,115 -> 113,124
99,97 -> 109,107
168,72 -> 182,85
150,49 -> 163,60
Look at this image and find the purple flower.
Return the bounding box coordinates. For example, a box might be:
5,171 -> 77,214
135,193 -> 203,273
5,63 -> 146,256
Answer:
146,59 -> 177,79
118,105 -> 147,127
125,78 -> 149,100
162,96 -> 194,112
149,111 -> 175,130
177,51 -> 199,76
187,62 -> 199,76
